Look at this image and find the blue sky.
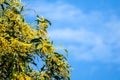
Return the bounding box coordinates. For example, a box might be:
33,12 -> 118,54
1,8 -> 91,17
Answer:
23,0 -> 120,80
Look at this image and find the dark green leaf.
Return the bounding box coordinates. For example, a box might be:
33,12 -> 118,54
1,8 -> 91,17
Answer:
45,19 -> 51,26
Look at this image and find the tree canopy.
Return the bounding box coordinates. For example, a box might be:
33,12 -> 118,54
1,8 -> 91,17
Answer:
0,0 -> 70,80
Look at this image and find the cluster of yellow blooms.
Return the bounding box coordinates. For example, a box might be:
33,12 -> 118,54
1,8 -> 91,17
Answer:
0,0 -> 70,80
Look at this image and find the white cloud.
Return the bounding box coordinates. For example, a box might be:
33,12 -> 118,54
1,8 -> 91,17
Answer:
49,27 -> 120,63
26,0 -> 104,25
25,0 -> 120,63
49,28 -> 102,45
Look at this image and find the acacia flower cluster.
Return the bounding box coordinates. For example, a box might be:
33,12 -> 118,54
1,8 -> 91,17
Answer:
0,0 -> 71,80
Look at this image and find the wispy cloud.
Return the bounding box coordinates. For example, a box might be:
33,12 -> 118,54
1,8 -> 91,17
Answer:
49,28 -> 111,61
49,28 -> 102,45
25,0 -> 120,64
49,28 -> 120,63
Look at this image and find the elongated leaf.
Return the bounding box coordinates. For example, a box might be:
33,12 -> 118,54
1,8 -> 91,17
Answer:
64,49 -> 68,57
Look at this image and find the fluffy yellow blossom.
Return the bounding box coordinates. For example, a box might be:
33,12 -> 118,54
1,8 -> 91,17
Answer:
0,0 -> 4,4
0,0 -> 70,80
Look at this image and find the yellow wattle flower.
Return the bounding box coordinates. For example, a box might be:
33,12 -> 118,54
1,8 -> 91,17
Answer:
0,0 -> 4,4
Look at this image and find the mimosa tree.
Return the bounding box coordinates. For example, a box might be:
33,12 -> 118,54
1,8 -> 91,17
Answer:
0,0 -> 70,80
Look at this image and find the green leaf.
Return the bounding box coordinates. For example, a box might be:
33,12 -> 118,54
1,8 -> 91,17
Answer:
59,43 -> 63,48
30,37 -> 42,43
64,49 -> 68,57
45,19 -> 51,26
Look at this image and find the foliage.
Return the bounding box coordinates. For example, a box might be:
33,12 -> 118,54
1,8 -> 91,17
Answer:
0,0 -> 70,80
